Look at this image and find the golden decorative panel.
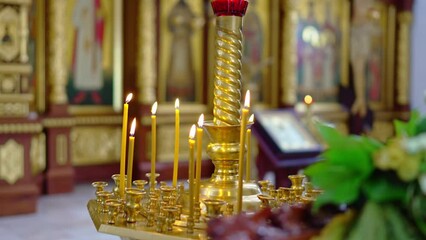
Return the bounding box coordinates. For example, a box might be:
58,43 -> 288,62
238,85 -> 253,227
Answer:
154,123 -> 208,163
56,134 -> 67,166
0,139 -> 24,184
0,5 -> 21,62
71,127 -> 121,166
31,133 -> 46,175
0,0 -> 33,116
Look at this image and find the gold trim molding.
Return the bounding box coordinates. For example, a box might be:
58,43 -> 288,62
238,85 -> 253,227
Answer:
0,122 -> 42,134
0,139 -> 24,185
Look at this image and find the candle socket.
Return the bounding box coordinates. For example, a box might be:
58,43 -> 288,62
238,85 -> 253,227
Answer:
125,188 -> 145,223
112,174 -> 127,198
106,199 -> 123,224
203,199 -> 226,222
146,173 -> 160,191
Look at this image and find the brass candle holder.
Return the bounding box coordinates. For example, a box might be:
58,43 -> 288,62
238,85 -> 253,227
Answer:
86,1 -> 323,239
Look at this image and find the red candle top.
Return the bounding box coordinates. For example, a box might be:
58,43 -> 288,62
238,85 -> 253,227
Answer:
211,0 -> 249,17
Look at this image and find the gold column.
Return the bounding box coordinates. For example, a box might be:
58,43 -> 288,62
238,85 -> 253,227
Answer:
19,1 -> 29,63
340,0 -> 350,88
396,11 -> 412,106
212,16 -> 243,126
281,0 -> 298,106
47,0 -> 68,104
137,0 -> 157,104
386,6 -> 396,109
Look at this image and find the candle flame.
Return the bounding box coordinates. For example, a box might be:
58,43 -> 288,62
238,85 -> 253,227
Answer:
175,98 -> 180,109
151,101 -> 158,115
249,114 -> 254,123
198,114 -> 204,128
189,124 -> 196,139
130,118 -> 136,136
304,95 -> 313,105
244,90 -> 251,108
125,93 -> 133,103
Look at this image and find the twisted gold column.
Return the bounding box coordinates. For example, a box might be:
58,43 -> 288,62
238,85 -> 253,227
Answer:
213,16 -> 243,126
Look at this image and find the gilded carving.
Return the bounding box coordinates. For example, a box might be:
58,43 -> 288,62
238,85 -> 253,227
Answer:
47,0 -> 68,104
396,11 -> 412,105
31,133 -> 46,175
0,102 -> 29,116
137,0 -> 157,104
56,134 -> 67,165
0,6 -> 20,62
0,139 -> 24,184
71,127 -> 121,166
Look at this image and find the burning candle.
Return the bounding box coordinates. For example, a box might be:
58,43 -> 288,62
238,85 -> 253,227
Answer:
304,95 -> 313,106
237,90 -> 250,213
188,124 -> 196,227
126,118 -> 136,189
195,114 -> 204,204
119,93 -> 133,199
150,101 -> 158,184
173,99 -> 180,187
245,114 -> 254,181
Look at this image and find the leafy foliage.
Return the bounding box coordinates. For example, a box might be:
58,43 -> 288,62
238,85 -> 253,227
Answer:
305,124 -> 382,209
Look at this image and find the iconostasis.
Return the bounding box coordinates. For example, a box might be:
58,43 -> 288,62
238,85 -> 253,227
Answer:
0,0 -> 414,215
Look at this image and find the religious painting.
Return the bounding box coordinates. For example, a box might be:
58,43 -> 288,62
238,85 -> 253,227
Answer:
159,0 -> 205,103
350,0 -> 391,113
296,0 -> 345,103
65,0 -> 122,110
242,0 -> 274,106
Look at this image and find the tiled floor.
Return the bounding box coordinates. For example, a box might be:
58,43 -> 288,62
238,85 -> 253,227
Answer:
0,184 -> 118,240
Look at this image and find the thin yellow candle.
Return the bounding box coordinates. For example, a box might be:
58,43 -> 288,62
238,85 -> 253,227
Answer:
150,101 -> 158,184
194,114 -> 204,204
188,125 -> 196,227
119,93 -> 133,199
172,98 -> 180,187
237,90 -> 250,213
245,114 -> 254,181
126,118 -> 136,189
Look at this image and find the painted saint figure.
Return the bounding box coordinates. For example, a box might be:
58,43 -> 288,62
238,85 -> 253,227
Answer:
72,0 -> 104,104
166,0 -> 196,102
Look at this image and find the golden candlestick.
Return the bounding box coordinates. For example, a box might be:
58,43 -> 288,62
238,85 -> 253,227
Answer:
126,118 -> 136,189
150,101 -> 158,187
119,93 -> 133,199
173,99 -> 180,187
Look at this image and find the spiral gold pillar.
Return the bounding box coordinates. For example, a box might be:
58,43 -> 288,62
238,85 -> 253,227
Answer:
200,0 -> 261,212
